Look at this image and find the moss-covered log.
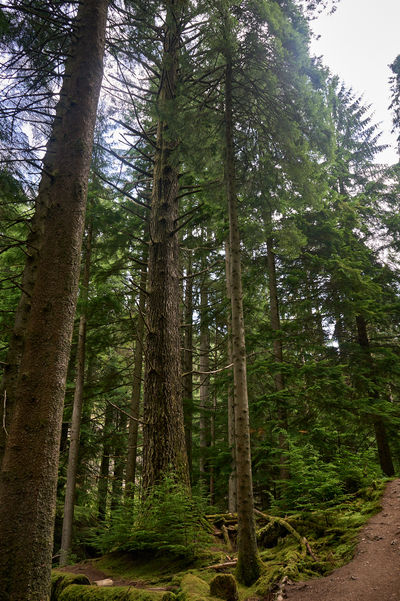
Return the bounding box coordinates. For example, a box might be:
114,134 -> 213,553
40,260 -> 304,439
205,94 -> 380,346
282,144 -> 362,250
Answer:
58,585 -> 165,601
51,572 -> 90,601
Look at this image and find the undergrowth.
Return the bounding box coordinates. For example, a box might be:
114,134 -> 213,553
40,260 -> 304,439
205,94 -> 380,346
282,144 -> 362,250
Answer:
255,480 -> 387,594
91,476 -> 212,560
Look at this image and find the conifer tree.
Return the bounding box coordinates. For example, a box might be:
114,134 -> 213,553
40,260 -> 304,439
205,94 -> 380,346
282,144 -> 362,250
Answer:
0,1 -> 108,598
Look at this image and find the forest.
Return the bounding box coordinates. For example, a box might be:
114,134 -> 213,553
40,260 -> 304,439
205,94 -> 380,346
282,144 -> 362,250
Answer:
1,1 -> 400,600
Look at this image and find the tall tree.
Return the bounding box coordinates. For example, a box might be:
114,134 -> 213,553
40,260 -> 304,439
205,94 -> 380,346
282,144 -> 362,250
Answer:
223,8 -> 260,585
0,1 -> 108,598
59,219 -> 93,566
142,0 -> 190,491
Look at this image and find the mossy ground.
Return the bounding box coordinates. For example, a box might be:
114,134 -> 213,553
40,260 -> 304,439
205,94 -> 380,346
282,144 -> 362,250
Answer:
54,481 -> 387,601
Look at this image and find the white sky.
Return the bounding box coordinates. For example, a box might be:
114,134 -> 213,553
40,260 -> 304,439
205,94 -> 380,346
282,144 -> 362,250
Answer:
310,0 -> 400,165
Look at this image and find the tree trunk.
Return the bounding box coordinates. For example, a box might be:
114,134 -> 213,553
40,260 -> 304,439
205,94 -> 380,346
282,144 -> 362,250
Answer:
355,315 -> 395,477
98,402 -> 113,522
225,240 -> 237,514
199,272 -> 210,482
0,2 -> 108,598
59,223 -> 93,567
125,250 -> 148,497
111,411 -> 127,513
182,253 -> 194,479
142,0 -> 189,492
224,57 -> 260,585
266,237 -> 290,483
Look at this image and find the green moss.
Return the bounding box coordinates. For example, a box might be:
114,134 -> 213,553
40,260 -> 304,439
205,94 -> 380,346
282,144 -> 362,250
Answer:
59,585 -> 164,601
254,480 -> 387,595
94,552 -> 201,585
209,574 -> 238,601
180,574 -> 210,601
51,571 -> 90,601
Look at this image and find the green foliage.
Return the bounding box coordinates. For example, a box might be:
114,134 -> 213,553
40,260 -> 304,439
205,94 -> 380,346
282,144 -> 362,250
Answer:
93,477 -> 212,559
272,444 -> 381,510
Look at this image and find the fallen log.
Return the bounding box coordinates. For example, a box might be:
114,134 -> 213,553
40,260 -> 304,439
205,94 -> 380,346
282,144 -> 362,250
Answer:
254,509 -> 318,561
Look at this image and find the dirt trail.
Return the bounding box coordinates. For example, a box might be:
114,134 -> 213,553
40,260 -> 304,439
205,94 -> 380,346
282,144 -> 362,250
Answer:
285,479 -> 400,601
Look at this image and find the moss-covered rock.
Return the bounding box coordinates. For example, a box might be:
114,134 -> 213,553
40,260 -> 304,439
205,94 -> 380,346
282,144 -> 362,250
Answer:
51,571 -> 90,601
209,574 -> 238,601
180,574 -> 209,601
59,585 -> 165,601
161,593 -> 177,601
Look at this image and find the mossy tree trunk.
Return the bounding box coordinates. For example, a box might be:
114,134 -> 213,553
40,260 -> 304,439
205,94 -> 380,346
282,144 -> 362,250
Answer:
224,55 -> 260,585
142,0 -> 190,491
0,2 -> 108,598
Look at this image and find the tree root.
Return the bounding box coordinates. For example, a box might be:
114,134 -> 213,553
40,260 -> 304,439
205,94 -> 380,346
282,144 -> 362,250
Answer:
254,509 -> 319,561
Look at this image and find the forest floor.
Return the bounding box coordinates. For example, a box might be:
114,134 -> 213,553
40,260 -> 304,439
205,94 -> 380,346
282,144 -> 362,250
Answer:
58,479 -> 400,600
284,478 -> 400,601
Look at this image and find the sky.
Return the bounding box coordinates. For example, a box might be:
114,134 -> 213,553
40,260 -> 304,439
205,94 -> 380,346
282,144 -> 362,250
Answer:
310,0 -> 400,165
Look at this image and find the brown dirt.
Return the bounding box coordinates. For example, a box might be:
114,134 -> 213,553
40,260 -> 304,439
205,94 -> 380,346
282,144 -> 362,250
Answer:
57,562 -> 173,589
285,479 -> 400,601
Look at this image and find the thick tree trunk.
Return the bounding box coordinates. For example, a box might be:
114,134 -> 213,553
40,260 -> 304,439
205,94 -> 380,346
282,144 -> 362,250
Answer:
266,238 -> 290,483
0,2 -> 108,598
59,223 -> 93,567
182,253 -> 194,478
142,0 -> 189,491
199,273 -> 210,481
225,240 -> 237,513
355,315 -> 395,477
224,58 -> 260,585
125,252 -> 148,497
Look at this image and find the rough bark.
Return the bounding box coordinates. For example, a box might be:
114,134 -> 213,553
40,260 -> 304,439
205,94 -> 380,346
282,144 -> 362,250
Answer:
182,253 -> 194,478
224,58 -> 260,585
0,2 -> 108,598
355,315 -> 394,477
125,251 -> 148,497
266,237 -> 290,483
142,0 -> 190,491
199,272 -> 210,481
59,223 -> 93,567
225,240 -> 237,514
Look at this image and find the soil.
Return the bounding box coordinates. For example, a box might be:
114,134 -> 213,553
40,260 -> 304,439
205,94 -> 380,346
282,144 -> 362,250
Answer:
58,562 -> 172,589
285,479 -> 400,601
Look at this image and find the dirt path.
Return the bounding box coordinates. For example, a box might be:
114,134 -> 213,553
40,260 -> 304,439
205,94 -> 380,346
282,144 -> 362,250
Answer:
285,479 -> 400,601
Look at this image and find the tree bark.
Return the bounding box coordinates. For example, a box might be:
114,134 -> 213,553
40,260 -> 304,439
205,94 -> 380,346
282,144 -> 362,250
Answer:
59,222 -> 93,567
125,250 -> 148,497
266,237 -> 290,483
199,271 -> 210,482
224,56 -> 260,585
225,240 -> 237,514
0,2 -> 108,598
98,402 -> 113,522
142,0 -> 189,492
355,315 -> 394,477
182,253 -> 194,478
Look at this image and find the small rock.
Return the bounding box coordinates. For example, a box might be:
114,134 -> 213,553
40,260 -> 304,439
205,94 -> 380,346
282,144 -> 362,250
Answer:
94,578 -> 113,587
